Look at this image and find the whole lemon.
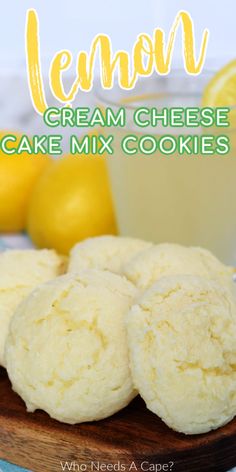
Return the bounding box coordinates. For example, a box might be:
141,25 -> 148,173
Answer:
27,155 -> 117,254
0,131 -> 50,232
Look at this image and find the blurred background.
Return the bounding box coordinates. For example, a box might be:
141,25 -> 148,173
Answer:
1,0 -> 236,70
0,0 -> 235,131
0,0 -> 236,263
0,0 -> 236,138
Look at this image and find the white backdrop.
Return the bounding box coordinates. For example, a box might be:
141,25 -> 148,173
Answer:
0,0 -> 235,71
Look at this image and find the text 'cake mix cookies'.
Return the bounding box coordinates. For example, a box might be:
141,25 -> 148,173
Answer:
5,270 -> 137,424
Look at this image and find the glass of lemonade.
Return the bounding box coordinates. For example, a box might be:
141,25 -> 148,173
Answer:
96,72 -> 236,264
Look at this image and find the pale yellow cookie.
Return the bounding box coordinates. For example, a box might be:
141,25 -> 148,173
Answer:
124,243 -> 234,291
5,270 -> 137,424
68,235 -> 152,274
127,274 -> 236,434
0,249 -> 65,366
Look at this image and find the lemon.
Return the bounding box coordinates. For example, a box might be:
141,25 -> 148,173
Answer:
27,155 -> 117,254
0,131 -> 50,232
202,60 -> 236,128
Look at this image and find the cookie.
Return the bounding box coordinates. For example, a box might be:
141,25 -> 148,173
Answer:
5,270 -> 137,423
127,274 -> 236,434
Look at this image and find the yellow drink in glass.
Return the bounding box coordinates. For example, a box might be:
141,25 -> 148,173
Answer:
96,73 -> 236,264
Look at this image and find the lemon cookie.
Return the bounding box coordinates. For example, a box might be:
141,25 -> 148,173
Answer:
124,243 -> 234,291
127,274 -> 236,434
68,235 -> 152,274
0,249 -> 65,366
5,270 -> 137,423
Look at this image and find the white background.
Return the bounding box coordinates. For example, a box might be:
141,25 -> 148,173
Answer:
0,0 -> 235,71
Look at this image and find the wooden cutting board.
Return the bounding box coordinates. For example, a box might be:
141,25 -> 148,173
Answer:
0,368 -> 236,472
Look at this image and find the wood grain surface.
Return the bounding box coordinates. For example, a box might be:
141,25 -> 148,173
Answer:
0,368 -> 235,472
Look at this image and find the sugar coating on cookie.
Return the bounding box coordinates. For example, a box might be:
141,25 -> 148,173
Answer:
0,249 -> 65,366
68,235 -> 152,274
5,270 -> 137,424
123,243 -> 234,291
127,275 -> 236,434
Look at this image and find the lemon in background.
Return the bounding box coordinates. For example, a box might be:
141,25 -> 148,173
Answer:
202,60 -> 236,151
27,155 -> 117,254
0,131 -> 50,232
202,60 -> 236,109
202,60 -> 236,143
